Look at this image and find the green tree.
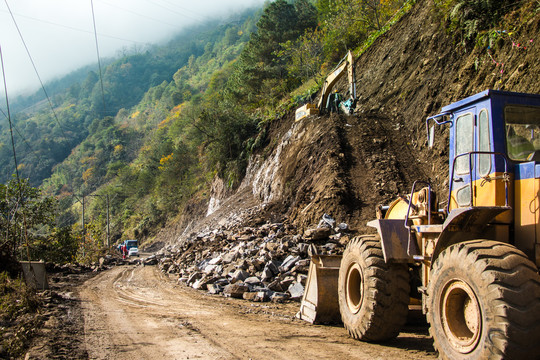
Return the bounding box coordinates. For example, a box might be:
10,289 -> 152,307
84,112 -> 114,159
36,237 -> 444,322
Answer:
279,28 -> 327,84
316,0 -> 405,57
0,178 -> 56,274
227,0 -> 318,106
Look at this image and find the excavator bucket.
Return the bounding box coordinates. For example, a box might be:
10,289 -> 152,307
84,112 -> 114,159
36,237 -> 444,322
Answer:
298,255 -> 342,324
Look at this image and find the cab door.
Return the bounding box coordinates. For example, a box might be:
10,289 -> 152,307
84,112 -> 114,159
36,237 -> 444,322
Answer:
450,106 -> 508,210
450,109 -> 476,209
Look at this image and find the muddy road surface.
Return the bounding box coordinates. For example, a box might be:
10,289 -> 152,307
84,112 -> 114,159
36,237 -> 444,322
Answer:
76,265 -> 436,360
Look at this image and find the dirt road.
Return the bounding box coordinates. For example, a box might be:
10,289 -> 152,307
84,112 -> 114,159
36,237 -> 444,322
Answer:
77,265 -> 436,360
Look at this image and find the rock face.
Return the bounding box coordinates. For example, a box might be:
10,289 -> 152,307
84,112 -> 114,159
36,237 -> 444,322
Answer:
153,0 -> 540,309
158,218 -> 350,303
151,0 -> 540,257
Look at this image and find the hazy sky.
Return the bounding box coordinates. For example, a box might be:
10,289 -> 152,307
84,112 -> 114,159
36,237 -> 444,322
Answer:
0,0 -> 265,96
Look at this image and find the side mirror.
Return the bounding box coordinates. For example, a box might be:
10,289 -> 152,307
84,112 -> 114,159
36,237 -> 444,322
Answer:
428,125 -> 435,149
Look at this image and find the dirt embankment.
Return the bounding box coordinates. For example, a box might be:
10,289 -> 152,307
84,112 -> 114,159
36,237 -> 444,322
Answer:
272,0 -> 540,232
152,0 -> 540,245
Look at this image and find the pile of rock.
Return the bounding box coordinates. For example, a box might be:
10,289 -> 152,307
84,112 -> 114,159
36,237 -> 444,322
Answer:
157,215 -> 350,303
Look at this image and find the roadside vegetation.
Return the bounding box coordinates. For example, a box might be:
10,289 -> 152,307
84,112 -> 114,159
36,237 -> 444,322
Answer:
0,0 -> 537,358
1,0 -> 535,267
1,0 -> 535,265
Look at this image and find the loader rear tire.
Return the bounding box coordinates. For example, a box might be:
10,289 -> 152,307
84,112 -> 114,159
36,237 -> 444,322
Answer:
427,240 -> 540,360
338,235 -> 409,341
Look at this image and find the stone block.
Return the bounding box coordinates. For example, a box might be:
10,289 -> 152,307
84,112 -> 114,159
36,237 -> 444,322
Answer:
271,292 -> 290,303
223,284 -> 249,298
207,283 -> 223,294
287,282 -> 304,300
231,269 -> 249,283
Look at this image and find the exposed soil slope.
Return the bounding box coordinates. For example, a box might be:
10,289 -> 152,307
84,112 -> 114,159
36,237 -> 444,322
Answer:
154,0 -> 540,243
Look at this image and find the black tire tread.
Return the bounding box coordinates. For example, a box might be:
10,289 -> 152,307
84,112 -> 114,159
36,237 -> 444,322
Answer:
427,240 -> 540,360
338,235 -> 410,342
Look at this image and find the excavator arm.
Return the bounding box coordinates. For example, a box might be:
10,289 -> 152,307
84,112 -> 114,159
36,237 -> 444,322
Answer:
295,50 -> 357,122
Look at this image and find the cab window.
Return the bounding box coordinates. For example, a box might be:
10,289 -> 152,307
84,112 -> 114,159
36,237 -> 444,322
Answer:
455,113 -> 474,174
478,109 -> 491,176
505,105 -> 540,161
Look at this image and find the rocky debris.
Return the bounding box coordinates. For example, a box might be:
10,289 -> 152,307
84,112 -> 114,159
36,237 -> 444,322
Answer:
158,215 -> 350,304
1,263 -> 95,359
142,254 -> 160,266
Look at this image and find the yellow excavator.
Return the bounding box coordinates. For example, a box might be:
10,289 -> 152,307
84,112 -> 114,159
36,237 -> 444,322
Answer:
300,90 -> 540,359
295,50 -> 357,122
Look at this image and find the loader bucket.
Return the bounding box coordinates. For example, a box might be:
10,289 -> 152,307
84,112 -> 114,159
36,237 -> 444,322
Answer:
298,255 -> 342,324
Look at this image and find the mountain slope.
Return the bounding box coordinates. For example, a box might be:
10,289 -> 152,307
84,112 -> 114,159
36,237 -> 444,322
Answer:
154,0 -> 540,243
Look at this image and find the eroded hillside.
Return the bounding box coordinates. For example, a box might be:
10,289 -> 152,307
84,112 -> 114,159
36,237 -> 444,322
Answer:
155,0 -> 540,244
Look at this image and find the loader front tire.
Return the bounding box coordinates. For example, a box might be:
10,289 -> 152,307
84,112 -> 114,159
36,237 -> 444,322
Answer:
427,240 -> 540,360
338,236 -> 409,341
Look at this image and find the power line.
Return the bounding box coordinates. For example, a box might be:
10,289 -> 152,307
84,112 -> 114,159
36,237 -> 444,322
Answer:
140,0 -> 208,23
5,0 -> 83,203
0,106 -> 40,180
4,0 -> 71,142
0,9 -> 148,45
0,107 -> 36,153
0,44 -> 20,181
90,0 -> 107,116
96,0 -> 180,29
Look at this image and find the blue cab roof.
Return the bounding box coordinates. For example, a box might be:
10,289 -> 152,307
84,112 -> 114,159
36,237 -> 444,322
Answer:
440,90 -> 540,114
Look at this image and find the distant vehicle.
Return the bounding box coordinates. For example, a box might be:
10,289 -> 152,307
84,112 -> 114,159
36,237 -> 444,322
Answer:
128,247 -> 139,257
124,239 -> 138,250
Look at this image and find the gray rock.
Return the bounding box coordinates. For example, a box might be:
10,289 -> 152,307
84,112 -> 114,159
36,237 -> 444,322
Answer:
336,223 -> 349,232
271,292 -> 290,303
267,279 -> 284,292
222,252 -> 237,264
279,255 -> 300,273
187,272 -> 202,285
279,276 -> 295,290
287,282 -> 305,300
207,283 -> 223,294
254,290 -> 271,302
231,269 -> 249,283
192,277 -> 208,290
223,283 -> 249,298
261,267 -> 274,281
318,214 -> 336,228
311,227 -> 332,241
244,276 -> 262,285
268,260 -> 281,273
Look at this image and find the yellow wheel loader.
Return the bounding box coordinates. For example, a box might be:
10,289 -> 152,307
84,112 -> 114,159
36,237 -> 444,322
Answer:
300,90 -> 540,359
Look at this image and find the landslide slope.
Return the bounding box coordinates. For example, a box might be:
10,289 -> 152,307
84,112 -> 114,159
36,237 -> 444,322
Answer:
157,0 -> 540,243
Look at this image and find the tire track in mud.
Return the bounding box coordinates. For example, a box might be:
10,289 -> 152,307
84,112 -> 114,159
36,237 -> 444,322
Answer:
78,265 -> 436,360
80,266 -> 236,360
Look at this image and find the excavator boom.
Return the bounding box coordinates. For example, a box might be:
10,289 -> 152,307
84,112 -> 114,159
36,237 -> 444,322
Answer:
295,50 -> 357,122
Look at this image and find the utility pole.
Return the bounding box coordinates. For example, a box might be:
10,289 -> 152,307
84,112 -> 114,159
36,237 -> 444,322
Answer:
81,194 -> 85,235
106,194 -> 110,248
81,194 -> 85,257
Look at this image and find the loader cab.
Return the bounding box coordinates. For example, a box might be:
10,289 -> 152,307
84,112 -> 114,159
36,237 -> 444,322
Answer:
429,90 -> 540,262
